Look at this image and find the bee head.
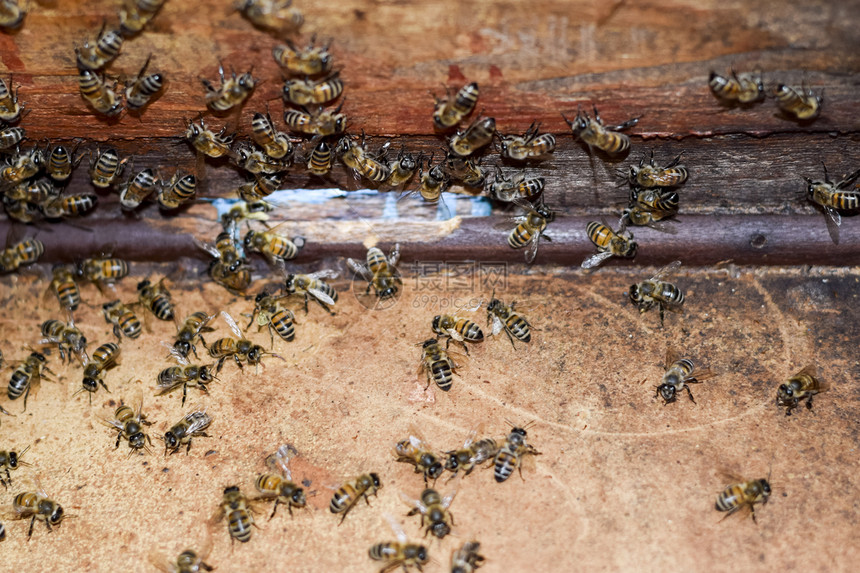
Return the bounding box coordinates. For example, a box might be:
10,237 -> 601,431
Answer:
431,522 -> 451,539
657,383 -> 676,403
335,137 -> 352,155
444,453 -> 459,471
379,284 -> 399,300
625,240 -> 639,259
7,451 -> 19,468
137,279 -> 151,291
238,73 -> 255,90
31,351 -> 46,363
174,340 -> 191,357
48,505 -> 64,525
284,274 -> 297,293
255,291 -> 268,303
164,431 -> 179,449
333,114 -> 347,134
776,383 -> 793,402
223,485 -> 240,495
129,431 -> 147,450
426,461 -> 444,480
291,488 -> 306,507
422,338 -> 438,349
760,480 -> 772,497
415,546 -> 429,564
248,346 -> 263,363
369,473 -> 381,489
82,377 -> 98,392
430,315 -> 442,332
243,231 -> 257,248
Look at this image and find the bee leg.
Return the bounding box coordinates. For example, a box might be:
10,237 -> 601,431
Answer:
750,505 -> 758,524
113,324 -> 122,340
805,395 -> 815,411
22,385 -> 30,413
185,439 -> 193,455
270,499 -> 280,520
27,515 -> 35,539
181,383 -> 188,407
233,355 -> 244,370
99,379 -> 111,393
115,431 -> 122,449
658,304 -> 665,327
684,385 -> 697,404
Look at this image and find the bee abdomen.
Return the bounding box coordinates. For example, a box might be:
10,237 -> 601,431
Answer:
508,226 -> 532,249
506,316 -> 531,342
493,449 -> 517,483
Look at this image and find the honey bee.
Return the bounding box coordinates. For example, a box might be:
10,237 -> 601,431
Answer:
401,486 -> 457,539
505,197 -> 554,264
238,0 -> 304,34
1,147 -> 43,184
0,0 -> 25,30
656,350 -> 714,405
494,422 -> 541,483
306,139 -> 334,175
488,167 -> 544,203
774,82 -> 822,120
103,396 -> 152,455
418,338 -> 465,392
39,193 -> 99,219
8,351 -> 54,410
2,197 -> 41,223
581,220 -> 638,269
158,172 -> 197,210
272,36 -> 333,76
244,227 -> 304,265
12,480 -> 67,538
195,232 -> 252,294
137,278 -> 174,321
76,342 -> 121,402
48,265 -> 81,316
207,311 -> 283,373
125,55 -> 164,112
5,178 -> 54,204
708,69 -> 765,104
46,144 -> 81,183
78,68 -> 123,117
75,24 -> 124,71
284,270 -> 338,315
628,260 -> 685,325
102,300 -> 141,340
715,474 -> 771,523
394,432 -> 444,483
777,365 -> 828,416
119,0 -> 165,36
185,118 -> 234,159
237,173 -> 281,201
172,311 -> 215,359
383,146 -> 419,188
221,200 -> 274,232
369,515 -> 430,573
330,472 -> 382,523
283,72 -> 343,106
347,244 -> 402,302
0,126 -> 25,150
250,111 -> 293,160
622,188 -> 679,231
39,319 -> 87,364
89,148 -> 127,189
156,351 -> 216,406
444,427 -> 498,479
451,541 -> 485,573
804,164 -> 860,243
486,294 -> 532,348
337,136 -> 392,183
149,546 -> 214,573
213,486 -> 256,543
119,168 -> 159,210
432,82 -> 479,130
626,151 -> 688,188
444,153 -> 486,188
0,446 -> 30,489
403,157 -> 451,208
0,237 -> 44,273
284,102 -> 347,136
562,104 -> 639,156
202,62 -> 256,113
255,444 -> 306,518
498,122 -> 556,160
449,116 -> 496,157
163,408 -> 212,455
234,145 -> 291,175
247,291 -> 297,344
0,75 -> 23,122
77,257 -> 130,290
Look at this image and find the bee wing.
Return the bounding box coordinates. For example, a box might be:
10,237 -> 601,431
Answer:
650,260 -> 682,281
664,348 -> 681,368
523,230 -> 541,264
492,216 -> 527,231
388,243 -> 401,267
162,343 -> 190,365
796,364 -> 830,391
308,269 -> 339,280
219,310 -> 244,339
689,368 -> 716,383
460,427 -> 478,450
580,250 -> 614,269
511,196 -> 536,213
447,349 -> 470,370
399,491 -> 427,514
308,286 -> 336,306
192,237 -> 220,259
444,327 -> 465,342
346,257 -> 373,282
383,512 -> 409,544
186,410 -> 214,434
490,313 -> 505,337
100,415 -> 124,431
442,475 -> 461,507
146,550 -> 176,573
645,219 -> 679,234
406,425 -> 433,451
823,207 -> 841,245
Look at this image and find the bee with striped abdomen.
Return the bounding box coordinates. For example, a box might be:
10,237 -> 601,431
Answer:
77,256 -> 129,291
0,126 -> 25,150
12,479 -> 67,539
284,270 -> 338,315
494,422 -> 541,483
207,311 -> 284,373
347,244 -> 401,302
0,446 -> 31,489
418,339 -> 465,392
628,260 -> 685,325
102,300 -> 142,340
488,167 -> 545,203
213,486 -> 256,543
119,168 -> 159,210
234,145 -> 291,175
78,68 -> 123,117
272,36 -> 332,76
1,147 -> 43,184
432,82 -> 479,130
497,122 -> 556,160
247,291 -> 296,344
148,545 -> 214,573
75,24 -> 123,70
195,232 -> 252,294
137,278 -> 174,321
0,75 -> 23,122
255,444 -> 306,518
562,104 -> 638,156
622,188 -> 679,232
716,473 -> 771,524
163,408 -> 212,455
0,237 -> 44,273
656,349 -> 714,405
172,311 -> 215,359
431,313 -> 483,354
369,515 -> 429,573
449,116 -> 496,157
401,157 -> 451,212
337,135 -> 391,183
627,151 -> 688,188
401,485 -> 457,539
804,164 -> 860,244
156,350 -> 216,406
39,319 -> 87,364
283,72 -> 343,106
444,153 -> 487,188
394,431 -> 444,484
185,118 -> 233,159
451,541 -> 485,573
302,139 -> 332,175
125,54 -> 165,112
119,0 -> 165,36
708,69 -> 765,104
383,146 -> 419,188
330,472 -> 381,523
774,82 -> 822,120
238,0 -> 304,34
284,102 -> 347,136
48,265 -> 81,317
582,220 -> 638,269
8,352 -> 54,411
158,173 -> 197,210
250,111 -> 293,160
505,197 -> 554,264
89,148 -> 127,189
201,62 -> 256,113
103,396 -> 152,455
486,293 -> 532,348
76,342 -> 120,402
244,226 -> 304,265
777,365 -> 828,416
444,427 -> 498,480
39,193 -> 98,219
46,143 -> 82,183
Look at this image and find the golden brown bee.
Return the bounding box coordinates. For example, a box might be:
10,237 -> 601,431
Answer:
119,168 -> 159,210
46,144 -> 81,183
40,193 -> 98,219
255,444 -> 306,518
337,136 -> 392,183
562,104 -> 639,156
708,69 -> 765,104
172,311 -> 216,359
137,278 -> 174,321
488,167 -> 545,203
247,291 -> 297,343
77,257 -> 130,290
622,188 -> 679,232
774,83 -> 822,120
369,516 -> 430,573
305,139 -> 334,175
394,432 -> 444,483
283,72 -> 343,106
202,62 -> 256,113
75,24 -> 124,70
149,545 -> 214,573
432,82 -> 479,130
213,485 -> 256,543
804,164 -> 860,243
39,318 -> 87,364
77,342 -> 121,402
405,158 -> 451,208
125,55 -> 164,112
402,486 -> 457,539
207,311 -> 283,373
2,197 -> 41,223
0,75 -> 23,122
272,36 -> 333,76
102,300 -> 142,340
347,244 -> 402,302
89,148 -> 127,189
158,172 -> 197,210
0,0 -> 25,30
449,116 -> 496,157
284,270 -> 338,315
627,151 -> 688,188
582,220 -> 638,269
0,237 -> 44,273
451,541 -> 485,573
284,102 -> 347,136
12,480 -> 67,539
628,260 -> 685,325
506,197 -> 554,264
777,365 -> 828,416
238,0 -> 304,34
444,428 -> 498,479
8,351 -> 54,410
716,475 -> 771,523
0,446 -> 30,489
156,351 -> 216,406
444,153 -> 487,187
185,118 -> 234,159
418,339 -> 464,392
486,294 -> 532,348
221,200 -> 274,233
250,111 -> 293,160
78,68 -> 123,117
49,265 -> 81,315
329,472 -> 382,523
656,349 -> 714,405
498,122 -> 556,160
103,397 -> 152,455
494,422 -> 541,483
163,409 -> 212,455
5,178 -> 53,203
0,126 -> 25,150
234,145 -> 291,175
1,147 -> 43,184
383,146 -> 419,188
195,232 -> 252,294
119,0 -> 165,36
244,227 -> 304,265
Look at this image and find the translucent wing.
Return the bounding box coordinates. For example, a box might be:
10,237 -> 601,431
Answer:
399,490 -> 427,514
163,343 -> 190,366
388,243 -> 401,267
383,512 -> 409,544
184,409 -> 213,435
192,237 -> 220,259
523,231 -> 541,264
580,250 -> 614,269
347,257 -> 373,282
220,310 -> 244,339
823,207 -> 841,245
650,260 -> 682,282
308,286 -> 336,306
308,269 -> 339,280
490,313 -> 505,337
